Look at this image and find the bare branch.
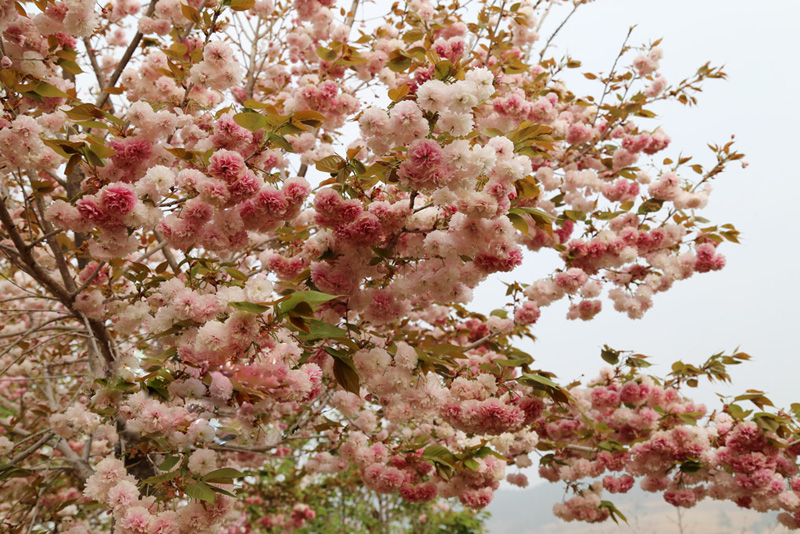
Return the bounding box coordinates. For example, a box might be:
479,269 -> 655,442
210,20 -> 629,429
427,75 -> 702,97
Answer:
5,431 -> 55,468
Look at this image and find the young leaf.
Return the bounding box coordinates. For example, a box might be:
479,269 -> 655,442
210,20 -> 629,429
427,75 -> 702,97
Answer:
233,112 -> 267,132
229,0 -> 254,10
181,3 -> 201,23
34,82 -> 70,99
315,155 -> 346,173
279,291 -> 339,313
230,301 -> 270,314
202,468 -> 245,482
184,482 -> 216,503
158,455 -> 180,472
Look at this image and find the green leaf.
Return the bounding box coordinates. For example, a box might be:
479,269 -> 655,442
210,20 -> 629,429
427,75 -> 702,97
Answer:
306,319 -> 348,339
434,60 -> 453,80
600,345 -> 620,365
315,155 -> 346,173
494,358 -> 527,368
181,3 -> 201,23
507,213 -> 529,236
472,446 -> 508,461
518,373 -> 558,389
431,344 -> 467,356
316,46 -> 338,62
184,482 -> 216,503
564,210 -> 586,222
87,141 -> 115,158
0,467 -> 33,481
292,109 -> 327,126
145,376 -> 170,400
679,459 -> 702,473
224,267 -> 249,281
387,54 -> 412,72
242,99 -> 274,110
58,59 -> 83,75
288,301 -> 315,319
279,291 -> 338,314
230,301 -> 270,314
733,392 -> 774,409
333,357 -> 360,394
80,146 -> 105,167
202,468 -> 245,482
594,211 -> 622,220
158,455 -> 180,472
268,133 -> 294,152
600,500 -> 628,525
463,458 -> 480,471
402,28 -> 425,43
626,354 -> 652,368
517,373 -> 570,403
509,206 -> 553,221
209,485 -> 237,497
322,346 -> 348,360
638,198 -> 665,215
349,160 -> 366,177
233,112 -> 267,132
142,470 -> 181,485
678,412 -> 697,425
422,445 -> 458,466
34,82 -> 70,99
597,439 -> 625,452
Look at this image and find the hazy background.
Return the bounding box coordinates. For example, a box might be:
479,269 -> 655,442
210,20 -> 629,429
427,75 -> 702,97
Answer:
480,1 -> 800,530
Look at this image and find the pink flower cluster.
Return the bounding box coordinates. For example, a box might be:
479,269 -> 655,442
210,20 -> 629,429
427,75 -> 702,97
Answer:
287,79 -> 359,129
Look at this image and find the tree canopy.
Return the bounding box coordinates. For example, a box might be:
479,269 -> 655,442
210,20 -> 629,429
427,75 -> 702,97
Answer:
0,0 -> 797,533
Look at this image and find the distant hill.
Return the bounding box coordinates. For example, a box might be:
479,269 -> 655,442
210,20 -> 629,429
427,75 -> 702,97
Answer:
486,483 -> 791,534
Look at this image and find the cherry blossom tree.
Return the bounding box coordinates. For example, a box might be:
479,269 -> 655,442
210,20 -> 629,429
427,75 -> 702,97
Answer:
0,0 -> 797,532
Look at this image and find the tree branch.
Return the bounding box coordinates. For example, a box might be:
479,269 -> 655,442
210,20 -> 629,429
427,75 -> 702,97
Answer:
95,0 -> 158,109
55,439 -> 94,483
5,432 -> 55,467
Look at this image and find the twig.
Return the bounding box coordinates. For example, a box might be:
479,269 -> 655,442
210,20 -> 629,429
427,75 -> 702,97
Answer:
5,432 -> 55,467
0,316 -> 76,366
25,228 -> 63,250
484,0 -> 507,65
592,26 -> 635,128
54,439 -> 94,482
463,333 -> 499,351
0,197 -> 71,302
132,240 -> 169,263
30,190 -> 77,294
153,229 -> 180,274
70,261 -> 106,299
82,37 -> 112,114
343,0 -> 360,31
96,0 -> 158,109
538,2 -> 580,61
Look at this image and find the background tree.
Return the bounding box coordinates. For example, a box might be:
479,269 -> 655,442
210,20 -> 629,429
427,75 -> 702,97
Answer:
0,0 -> 797,533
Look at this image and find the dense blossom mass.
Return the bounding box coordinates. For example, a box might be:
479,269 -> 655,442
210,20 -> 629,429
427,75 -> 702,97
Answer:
0,0 -> 796,532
